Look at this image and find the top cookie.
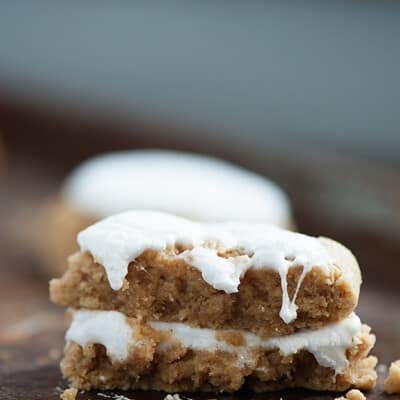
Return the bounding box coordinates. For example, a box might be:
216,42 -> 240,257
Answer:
50,211 -> 361,338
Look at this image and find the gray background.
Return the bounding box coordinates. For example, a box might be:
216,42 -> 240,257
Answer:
0,1 -> 399,163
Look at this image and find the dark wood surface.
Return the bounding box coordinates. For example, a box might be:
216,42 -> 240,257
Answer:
0,126 -> 399,399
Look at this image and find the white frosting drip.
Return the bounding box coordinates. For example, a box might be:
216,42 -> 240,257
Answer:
66,310 -> 132,362
66,310 -> 362,374
78,210 -> 332,323
62,150 -> 291,227
180,247 -> 252,293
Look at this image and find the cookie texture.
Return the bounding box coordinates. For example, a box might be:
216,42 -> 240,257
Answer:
334,389 -> 366,400
60,388 -> 78,400
61,322 -> 376,393
384,360 -> 400,394
51,240 -> 360,339
48,211 -> 374,394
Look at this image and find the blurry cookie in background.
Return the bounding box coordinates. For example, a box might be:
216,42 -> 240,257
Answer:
35,150 -> 294,277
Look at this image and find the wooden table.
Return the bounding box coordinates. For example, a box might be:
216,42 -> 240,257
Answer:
0,120 -> 399,399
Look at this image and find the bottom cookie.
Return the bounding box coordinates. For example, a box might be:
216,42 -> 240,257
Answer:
61,310 -> 377,393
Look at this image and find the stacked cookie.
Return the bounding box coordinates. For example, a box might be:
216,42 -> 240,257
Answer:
50,210 -> 376,393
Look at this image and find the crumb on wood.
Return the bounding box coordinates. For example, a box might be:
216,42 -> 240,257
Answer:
113,395 -> 132,400
384,360 -> 400,394
164,394 -> 190,400
334,389 -> 366,400
164,395 -> 180,400
60,387 -> 78,400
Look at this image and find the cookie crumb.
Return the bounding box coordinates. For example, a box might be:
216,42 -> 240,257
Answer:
345,389 -> 366,400
384,360 -> 400,394
335,389 -> 365,400
60,388 -> 78,400
164,395 -> 193,400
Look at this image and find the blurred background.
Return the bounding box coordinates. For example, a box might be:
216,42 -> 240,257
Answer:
0,2 -> 399,398
1,1 -> 400,164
